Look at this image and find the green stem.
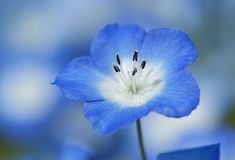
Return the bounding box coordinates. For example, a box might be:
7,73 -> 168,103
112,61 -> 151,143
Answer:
136,119 -> 147,160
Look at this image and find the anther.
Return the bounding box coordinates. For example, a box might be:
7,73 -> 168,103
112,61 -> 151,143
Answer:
113,65 -> 121,72
132,67 -> 138,76
140,60 -> 146,69
116,54 -> 121,65
133,50 -> 138,61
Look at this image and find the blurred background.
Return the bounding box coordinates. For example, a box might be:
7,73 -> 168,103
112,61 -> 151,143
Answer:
0,0 -> 235,159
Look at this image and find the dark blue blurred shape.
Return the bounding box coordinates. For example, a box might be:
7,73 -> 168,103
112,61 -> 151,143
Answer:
157,143 -> 220,160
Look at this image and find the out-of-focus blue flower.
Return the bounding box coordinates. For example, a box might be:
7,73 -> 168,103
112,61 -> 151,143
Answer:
54,24 -> 200,135
59,141 -> 91,160
0,59 -> 60,136
18,140 -> 91,160
157,143 -> 220,160
175,128 -> 235,160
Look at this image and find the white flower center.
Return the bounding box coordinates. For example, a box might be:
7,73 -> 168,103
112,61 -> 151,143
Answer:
100,50 -> 165,107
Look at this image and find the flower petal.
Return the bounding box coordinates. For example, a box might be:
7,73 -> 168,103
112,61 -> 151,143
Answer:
91,24 -> 146,74
148,70 -> 200,117
157,144 -> 220,160
141,28 -> 197,74
84,101 -> 149,135
53,56 -> 104,101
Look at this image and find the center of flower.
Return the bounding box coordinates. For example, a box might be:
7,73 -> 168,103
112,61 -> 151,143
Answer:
113,50 -> 160,94
100,50 -> 165,107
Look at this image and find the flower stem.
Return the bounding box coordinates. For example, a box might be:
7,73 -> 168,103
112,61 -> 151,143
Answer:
136,119 -> 147,160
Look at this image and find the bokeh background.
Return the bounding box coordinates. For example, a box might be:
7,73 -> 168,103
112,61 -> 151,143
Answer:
0,0 -> 235,160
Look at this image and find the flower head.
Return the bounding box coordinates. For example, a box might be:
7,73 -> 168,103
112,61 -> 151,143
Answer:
54,24 -> 200,135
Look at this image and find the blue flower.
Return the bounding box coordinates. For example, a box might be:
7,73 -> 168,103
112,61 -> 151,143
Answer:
157,143 -> 220,160
54,24 -> 200,135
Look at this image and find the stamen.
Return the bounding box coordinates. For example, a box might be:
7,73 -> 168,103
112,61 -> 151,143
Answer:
140,60 -> 146,69
113,65 -> 121,72
141,69 -> 154,84
127,71 -> 137,93
110,50 -> 161,97
152,79 -> 162,86
116,54 -> 121,65
133,50 -> 138,61
132,67 -> 138,76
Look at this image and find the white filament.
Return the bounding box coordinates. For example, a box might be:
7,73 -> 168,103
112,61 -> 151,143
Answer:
99,56 -> 165,107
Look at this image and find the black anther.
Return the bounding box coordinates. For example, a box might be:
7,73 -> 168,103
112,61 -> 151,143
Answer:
116,54 -> 121,65
113,65 -> 121,72
140,60 -> 146,69
132,67 -> 138,76
133,50 -> 138,61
